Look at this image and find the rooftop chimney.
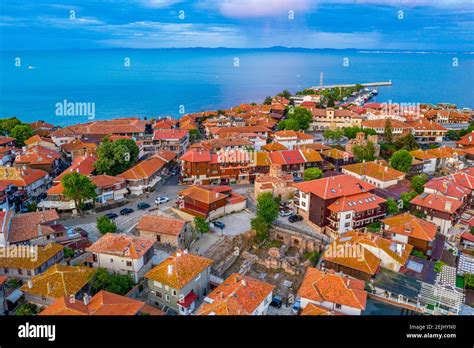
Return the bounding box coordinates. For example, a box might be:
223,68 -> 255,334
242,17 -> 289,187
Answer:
445,200 -> 452,212
167,264 -> 173,275
83,294 -> 90,306
27,280 -> 33,288
242,278 -> 247,287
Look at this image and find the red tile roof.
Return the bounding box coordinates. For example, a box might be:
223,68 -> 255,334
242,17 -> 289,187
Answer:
137,215 -> 186,236
9,210 -> 60,243
87,233 -> 154,259
153,129 -> 188,141
410,193 -> 463,214
55,155 -> 97,182
382,213 -> 437,242
294,174 -> 375,199
328,192 -> 386,213
118,155 -> 166,180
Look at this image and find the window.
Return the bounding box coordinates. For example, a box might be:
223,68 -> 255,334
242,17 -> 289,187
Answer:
165,294 -> 170,302
172,289 -> 177,297
110,258 -> 114,263
154,281 -> 162,288
335,304 -> 342,309
126,261 -> 132,267
195,273 -> 201,282
155,292 -> 163,298
345,214 -> 351,219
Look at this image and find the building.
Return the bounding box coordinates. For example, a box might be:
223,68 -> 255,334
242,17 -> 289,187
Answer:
456,132 -> 474,149
293,174 -> 377,234
137,215 -> 191,248
91,175 -> 128,206
7,210 -> 63,245
381,213 -> 438,255
39,290 -> 163,316
345,132 -> 380,158
361,119 -> 411,139
297,267 -> 367,315
0,243 -> 64,279
321,148 -> 355,170
152,129 -> 190,156
195,274 -> 274,315
0,166 -> 50,204
410,193 -> 463,236
117,155 -> 168,195
145,250 -> 213,315
14,145 -> 62,175
60,139 -> 97,160
87,233 -> 155,283
177,185 -> 246,220
406,120 -> 447,144
310,108 -> 363,131
272,130 -> 314,150
53,155 -> 97,184
254,165 -> 295,202
342,161 -> 405,189
20,264 -> 94,306
410,147 -> 465,175
423,176 -> 471,205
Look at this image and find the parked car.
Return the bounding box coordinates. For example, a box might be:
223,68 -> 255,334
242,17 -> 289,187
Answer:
292,298 -> 302,314
212,221 -> 225,229
170,169 -> 179,176
270,295 -> 283,308
120,208 -> 134,215
137,202 -> 151,210
155,196 -> 170,204
288,214 -> 303,223
279,210 -> 292,217
104,212 -> 118,220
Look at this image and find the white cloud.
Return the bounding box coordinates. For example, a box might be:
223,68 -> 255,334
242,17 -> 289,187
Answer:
139,0 -> 184,8
200,0 -> 313,18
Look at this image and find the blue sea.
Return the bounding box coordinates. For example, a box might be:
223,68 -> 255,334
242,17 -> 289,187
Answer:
0,48 -> 473,126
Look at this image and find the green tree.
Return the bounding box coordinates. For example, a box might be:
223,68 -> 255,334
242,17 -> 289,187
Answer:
285,107 -> 312,130
251,215 -> 270,242
61,172 -> 97,212
465,274 -> 474,289
411,174 -> 428,194
304,167 -> 323,181
194,216 -> 210,234
64,247 -> 75,259
89,268 -> 134,296
189,129 -> 199,141
353,141 -> 376,162
411,249 -> 427,260
10,124 -> 33,147
256,192 -> 279,225
434,261 -> 447,273
366,221 -> 381,232
95,138 -> 139,175
15,303 -> 38,315
96,217 -> 117,234
263,96 -> 272,105
446,130 -> 460,141
400,191 -> 418,210
387,198 -> 399,215
394,133 -> 419,151
0,117 -> 22,135
277,118 -> 300,131
383,118 -> 393,144
277,90 -> 291,99
390,150 -> 413,172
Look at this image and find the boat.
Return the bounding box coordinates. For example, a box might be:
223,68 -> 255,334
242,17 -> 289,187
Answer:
372,88 -> 378,95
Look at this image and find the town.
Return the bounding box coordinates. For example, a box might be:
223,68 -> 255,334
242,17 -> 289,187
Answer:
0,84 -> 473,317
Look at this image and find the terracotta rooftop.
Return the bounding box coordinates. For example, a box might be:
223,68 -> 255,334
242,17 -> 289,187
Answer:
410,192 -> 463,214
15,145 -> 61,166
342,161 -> 405,182
118,155 -> 166,180
90,174 -> 125,189
293,174 -> 375,199
424,176 -> 470,199
153,129 -> 188,141
20,264 -> 94,299
9,210 -> 60,243
196,274 -> 274,315
297,267 -> 367,310
328,192 -> 386,213
178,185 -> 227,204
145,250 -> 213,289
137,215 -> 186,236
382,213 -> 437,242
261,142 -> 288,151
0,243 -> 64,270
54,155 -> 98,182
87,233 -> 154,259
322,148 -> 354,160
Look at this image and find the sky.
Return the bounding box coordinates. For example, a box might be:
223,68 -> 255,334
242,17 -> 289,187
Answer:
0,0 -> 473,51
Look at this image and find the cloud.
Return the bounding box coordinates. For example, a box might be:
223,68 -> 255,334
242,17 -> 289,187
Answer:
138,0 -> 185,8
200,0 -> 313,18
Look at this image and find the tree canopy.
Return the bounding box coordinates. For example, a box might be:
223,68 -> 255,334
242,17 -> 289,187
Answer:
411,174 -> 428,194
89,268 -> 134,296
390,150 -> 413,172
96,216 -> 117,234
304,168 -> 323,181
353,141 -> 376,162
394,133 -> 419,151
383,119 -> 393,144
10,124 -> 33,147
61,172 -> 97,212
94,138 -> 139,175
194,216 -> 210,234
278,107 -> 312,131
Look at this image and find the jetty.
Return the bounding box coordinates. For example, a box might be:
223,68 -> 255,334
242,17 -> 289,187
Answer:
310,80 -> 392,90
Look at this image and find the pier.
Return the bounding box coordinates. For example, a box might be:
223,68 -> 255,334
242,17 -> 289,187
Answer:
310,81 -> 392,90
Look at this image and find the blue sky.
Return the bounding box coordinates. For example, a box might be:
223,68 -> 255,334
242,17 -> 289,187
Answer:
0,0 -> 472,51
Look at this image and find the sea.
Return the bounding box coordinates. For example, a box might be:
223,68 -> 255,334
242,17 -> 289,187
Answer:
0,48 -> 473,126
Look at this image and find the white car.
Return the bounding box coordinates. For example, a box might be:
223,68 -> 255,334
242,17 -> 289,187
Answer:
279,210 -> 292,217
155,196 -> 170,204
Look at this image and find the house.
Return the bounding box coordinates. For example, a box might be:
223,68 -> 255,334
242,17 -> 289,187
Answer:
14,145 -> 62,174
145,250 -> 213,315
326,192 -> 387,236
152,129 -> 190,156
297,267 -> 367,315
29,121 -> 56,137
213,126 -> 272,139
91,175 -> 128,206
154,118 -> 178,130
137,215 -> 191,248
342,161 -> 405,189
293,174 -> 377,234
272,130 -> 314,150
261,142 -> 288,152
345,132 -> 380,158
195,274 -> 274,315
381,213 -> 438,255
118,155 -> 168,195
7,210 -> 63,245
87,233 -> 155,283
55,118 -> 146,139
321,148 -> 355,170
20,264 -> 95,306
60,139 -> 97,160
53,155 -> 97,184
0,136 -> 16,148
423,176 -> 471,205
406,120 -> 447,144
361,119 -> 411,139
254,165 -> 295,202
0,167 -> 50,206
410,147 -> 465,174
177,185 -> 246,220
0,243 -> 64,279
24,135 -> 58,151
410,193 -> 464,235
457,132 -> 474,149
39,290 -> 164,316
310,108 -> 363,131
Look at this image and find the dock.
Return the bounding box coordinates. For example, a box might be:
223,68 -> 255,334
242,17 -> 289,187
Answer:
310,81 -> 392,90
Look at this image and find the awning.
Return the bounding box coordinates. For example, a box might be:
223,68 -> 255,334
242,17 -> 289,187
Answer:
178,291 -> 198,308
